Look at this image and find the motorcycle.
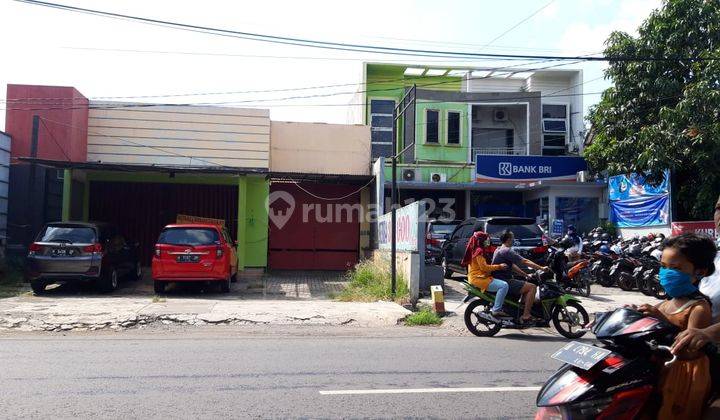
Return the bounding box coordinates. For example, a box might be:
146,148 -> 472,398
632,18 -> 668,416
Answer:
453,269 -> 589,339
535,307 -> 716,419
546,246 -> 592,297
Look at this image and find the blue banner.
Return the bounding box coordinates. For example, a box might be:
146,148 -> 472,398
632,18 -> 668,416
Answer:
609,195 -> 670,227
475,155 -> 587,183
608,171 -> 669,201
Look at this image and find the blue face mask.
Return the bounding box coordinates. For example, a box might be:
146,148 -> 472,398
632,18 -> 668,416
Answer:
659,267 -> 698,298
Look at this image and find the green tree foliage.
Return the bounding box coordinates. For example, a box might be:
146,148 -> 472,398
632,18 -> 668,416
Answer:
585,0 -> 720,219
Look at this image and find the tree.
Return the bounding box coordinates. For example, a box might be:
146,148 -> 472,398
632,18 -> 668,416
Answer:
585,0 -> 720,220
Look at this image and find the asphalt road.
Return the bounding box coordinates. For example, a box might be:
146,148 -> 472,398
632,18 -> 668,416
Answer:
0,330 -> 573,419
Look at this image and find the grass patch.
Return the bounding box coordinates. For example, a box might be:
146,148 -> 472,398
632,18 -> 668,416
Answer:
404,307 -> 443,326
337,259 -> 409,303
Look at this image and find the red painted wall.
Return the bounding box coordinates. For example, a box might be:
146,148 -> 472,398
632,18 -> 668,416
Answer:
5,84 -> 88,162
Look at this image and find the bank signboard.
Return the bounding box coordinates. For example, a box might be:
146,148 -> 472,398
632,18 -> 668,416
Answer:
475,155 -> 588,183
378,201 -> 423,252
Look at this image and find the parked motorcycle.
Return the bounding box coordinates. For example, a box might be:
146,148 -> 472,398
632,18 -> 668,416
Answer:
546,245 -> 592,297
535,307 -> 715,419
453,269 -> 589,339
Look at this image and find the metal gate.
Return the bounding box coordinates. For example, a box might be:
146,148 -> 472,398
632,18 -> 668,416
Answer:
268,183 -> 359,270
88,181 -> 238,265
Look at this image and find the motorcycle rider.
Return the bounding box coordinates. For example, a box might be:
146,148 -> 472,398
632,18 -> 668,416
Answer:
491,230 -> 547,324
564,224 -> 583,261
460,228 -> 510,318
636,233 -> 715,420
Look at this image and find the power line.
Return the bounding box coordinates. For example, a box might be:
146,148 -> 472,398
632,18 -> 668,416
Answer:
14,0 -> 714,63
480,0 -> 555,48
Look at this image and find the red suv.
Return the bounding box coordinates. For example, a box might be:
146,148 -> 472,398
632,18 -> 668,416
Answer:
151,224 -> 238,294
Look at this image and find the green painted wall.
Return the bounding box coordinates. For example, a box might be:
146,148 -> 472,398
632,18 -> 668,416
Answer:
383,164 -> 473,183
415,101 -> 469,162
244,177 -> 269,267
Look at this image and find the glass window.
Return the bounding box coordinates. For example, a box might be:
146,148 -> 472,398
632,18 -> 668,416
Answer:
543,120 -> 567,133
543,134 -> 566,148
370,100 -> 395,115
542,104 -> 567,119
158,228 -> 220,246
543,148 -> 566,156
371,115 -> 393,128
426,110 -> 439,143
39,225 -> 96,243
556,197 -> 599,235
447,111 -> 460,144
485,222 -> 543,239
371,130 -> 392,143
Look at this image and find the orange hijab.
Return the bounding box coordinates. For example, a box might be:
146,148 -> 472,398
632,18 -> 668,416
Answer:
461,231 -> 489,267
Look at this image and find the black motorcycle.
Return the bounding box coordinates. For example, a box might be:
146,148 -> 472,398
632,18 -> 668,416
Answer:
535,308 -> 715,419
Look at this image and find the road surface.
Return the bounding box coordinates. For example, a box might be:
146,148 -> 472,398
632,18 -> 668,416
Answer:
1,329 -> 573,419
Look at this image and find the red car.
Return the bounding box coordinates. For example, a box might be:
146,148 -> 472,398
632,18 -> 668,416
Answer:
151,224 -> 238,294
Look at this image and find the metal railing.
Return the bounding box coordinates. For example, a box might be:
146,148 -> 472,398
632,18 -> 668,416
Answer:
472,146 -> 527,157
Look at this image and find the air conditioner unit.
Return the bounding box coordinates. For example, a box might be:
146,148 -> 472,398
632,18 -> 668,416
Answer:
429,172 -> 447,183
402,168 -> 419,182
493,108 -> 508,122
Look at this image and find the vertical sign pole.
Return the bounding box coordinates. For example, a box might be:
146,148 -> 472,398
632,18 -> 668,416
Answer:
390,106 -> 398,296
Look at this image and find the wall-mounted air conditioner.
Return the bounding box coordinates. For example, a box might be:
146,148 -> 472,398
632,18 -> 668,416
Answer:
402,168 -> 419,182
429,172 -> 447,183
493,108 -> 508,122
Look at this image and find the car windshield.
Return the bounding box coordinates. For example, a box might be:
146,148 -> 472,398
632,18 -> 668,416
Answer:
39,226 -> 96,243
158,228 -> 220,246
485,223 -> 543,240
430,223 -> 459,235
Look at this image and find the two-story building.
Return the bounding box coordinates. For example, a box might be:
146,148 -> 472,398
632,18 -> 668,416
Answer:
358,63 -> 606,233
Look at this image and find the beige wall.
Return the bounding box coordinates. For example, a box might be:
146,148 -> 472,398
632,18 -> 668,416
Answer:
270,121 -> 370,175
87,103 -> 270,168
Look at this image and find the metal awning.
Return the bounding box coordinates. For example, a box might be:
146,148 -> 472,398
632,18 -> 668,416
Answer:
17,158 -> 373,183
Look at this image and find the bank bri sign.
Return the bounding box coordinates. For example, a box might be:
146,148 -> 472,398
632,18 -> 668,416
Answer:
475,155 -> 588,183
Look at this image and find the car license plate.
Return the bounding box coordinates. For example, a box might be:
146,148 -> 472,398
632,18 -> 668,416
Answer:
52,248 -> 68,257
551,341 -> 611,370
176,255 -> 200,263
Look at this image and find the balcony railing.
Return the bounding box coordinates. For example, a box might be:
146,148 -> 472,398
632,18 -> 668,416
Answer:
472,146 -> 527,157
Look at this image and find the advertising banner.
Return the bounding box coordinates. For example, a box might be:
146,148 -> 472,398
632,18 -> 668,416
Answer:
378,201 -> 423,252
671,221 -> 716,238
608,170 -> 670,201
609,195 -> 670,228
475,155 -> 587,183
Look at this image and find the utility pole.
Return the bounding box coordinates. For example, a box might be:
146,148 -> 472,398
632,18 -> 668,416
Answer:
27,115 -> 40,247
390,85 -> 416,296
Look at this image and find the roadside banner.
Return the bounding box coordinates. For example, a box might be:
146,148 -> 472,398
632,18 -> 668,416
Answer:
609,195 -> 670,228
608,171 -> 669,201
475,155 -> 587,183
176,214 -> 226,227
671,221 -> 716,238
378,201 -> 423,252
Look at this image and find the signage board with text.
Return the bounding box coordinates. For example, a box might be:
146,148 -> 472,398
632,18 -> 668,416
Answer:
475,155 -> 587,183
378,201 -> 423,252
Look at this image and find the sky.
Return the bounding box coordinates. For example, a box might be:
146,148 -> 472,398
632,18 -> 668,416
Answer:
0,0 -> 663,130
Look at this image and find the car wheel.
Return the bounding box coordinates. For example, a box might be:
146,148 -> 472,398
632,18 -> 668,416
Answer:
220,275 -> 231,293
442,258 -> 453,279
98,268 -> 119,293
153,280 -> 166,294
30,280 -> 46,295
129,262 -> 142,281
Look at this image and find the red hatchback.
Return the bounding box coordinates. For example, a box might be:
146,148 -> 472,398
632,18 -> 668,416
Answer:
151,224 -> 238,293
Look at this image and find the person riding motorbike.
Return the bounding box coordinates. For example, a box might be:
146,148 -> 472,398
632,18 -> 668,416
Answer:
491,230 -> 546,324
565,225 -> 583,261
634,233 -> 716,420
460,229 -> 510,318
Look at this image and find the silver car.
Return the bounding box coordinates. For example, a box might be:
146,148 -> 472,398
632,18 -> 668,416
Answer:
26,222 -> 141,294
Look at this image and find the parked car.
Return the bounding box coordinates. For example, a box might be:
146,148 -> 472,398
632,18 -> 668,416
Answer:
151,223 -> 238,294
425,220 -> 460,264
26,222 -> 141,294
441,216 -> 547,278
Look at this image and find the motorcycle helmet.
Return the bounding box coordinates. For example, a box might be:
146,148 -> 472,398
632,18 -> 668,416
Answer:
651,248 -> 663,260
628,243 -> 642,256
559,235 -> 574,249
601,233 -> 611,241
647,233 -> 656,241
567,225 -> 577,234
640,236 -> 649,244
599,245 -> 611,254
611,244 -> 623,255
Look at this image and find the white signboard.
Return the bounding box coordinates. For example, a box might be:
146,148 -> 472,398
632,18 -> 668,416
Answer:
378,201 -> 423,252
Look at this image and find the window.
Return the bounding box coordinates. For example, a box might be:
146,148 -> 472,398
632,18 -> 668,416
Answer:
542,104 -> 567,119
447,111 -> 460,144
39,225 -> 96,243
370,99 -> 395,145
426,110 -> 439,143
542,134 -> 567,156
158,228 -> 220,246
543,120 -> 567,133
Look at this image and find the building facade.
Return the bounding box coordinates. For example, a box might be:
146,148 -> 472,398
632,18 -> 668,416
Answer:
358,63 -> 605,233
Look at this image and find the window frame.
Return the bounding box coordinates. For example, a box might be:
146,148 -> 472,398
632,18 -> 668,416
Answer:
425,109 -> 440,144
542,133 -> 567,156
369,98 -> 396,146
446,110 -> 461,145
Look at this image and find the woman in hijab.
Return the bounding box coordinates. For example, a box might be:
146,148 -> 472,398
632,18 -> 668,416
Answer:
461,228 -> 510,317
